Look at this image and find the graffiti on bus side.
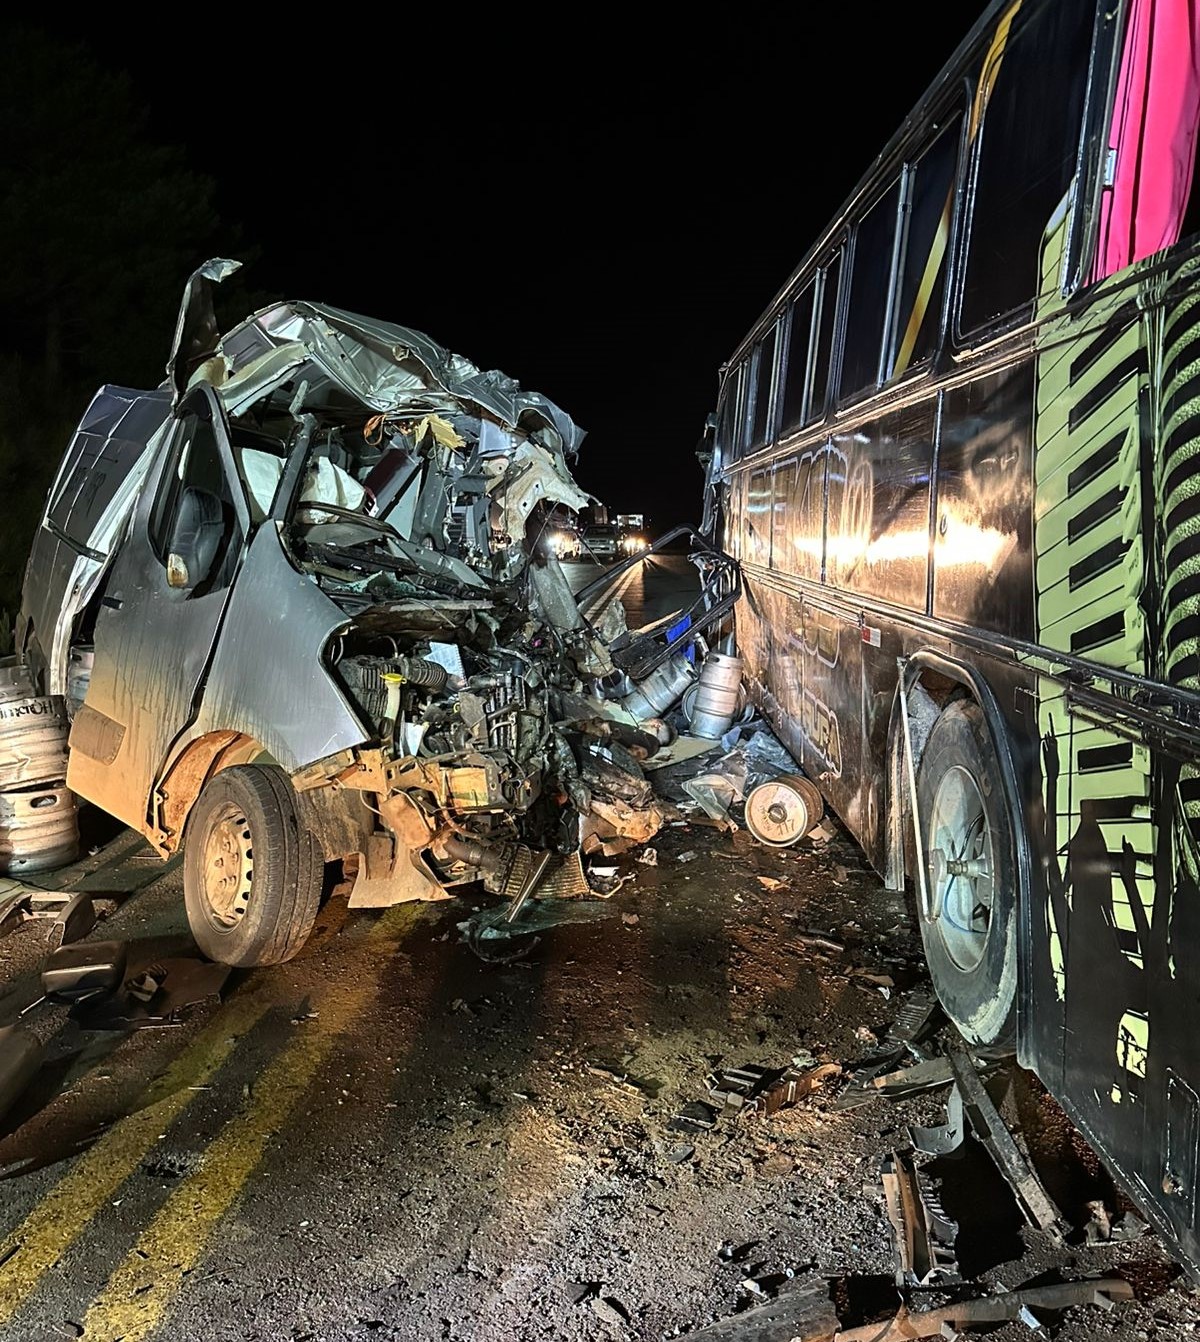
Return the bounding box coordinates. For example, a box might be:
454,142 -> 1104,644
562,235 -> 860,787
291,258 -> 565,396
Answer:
800,687 -> 843,780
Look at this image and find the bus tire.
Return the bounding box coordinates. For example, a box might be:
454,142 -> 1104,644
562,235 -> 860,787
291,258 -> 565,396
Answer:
915,698 -> 1017,1051
183,763 -> 322,967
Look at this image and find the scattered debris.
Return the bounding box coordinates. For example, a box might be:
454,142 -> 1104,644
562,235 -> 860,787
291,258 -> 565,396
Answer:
40,940 -> 127,1004
0,884 -> 84,940
636,848 -> 658,866
678,1278 -> 838,1340
677,851 -> 699,864
707,1062 -> 842,1117
0,1023 -> 45,1123
907,1085 -> 966,1158
885,987 -> 942,1053
458,897 -> 614,961
621,912 -> 640,927
588,1295 -> 630,1329
794,931 -> 845,954
879,1148 -> 960,1288
869,1057 -> 956,1098
681,748 -> 748,823
742,730 -> 804,791
141,1149 -> 204,1180
846,967 -> 895,991
641,735 -> 723,772
835,1056 -> 958,1111
124,967 -> 165,1003
946,1052 -> 1067,1239
756,876 -> 786,891
664,1142 -> 695,1164
587,1064 -> 658,1098
670,1100 -> 720,1132
832,1277 -> 1134,1341
72,956 -> 232,1029
717,1240 -> 759,1263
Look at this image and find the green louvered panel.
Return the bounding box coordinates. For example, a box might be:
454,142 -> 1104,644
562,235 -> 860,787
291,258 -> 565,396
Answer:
1161,289 -> 1200,691
1034,309 -> 1146,674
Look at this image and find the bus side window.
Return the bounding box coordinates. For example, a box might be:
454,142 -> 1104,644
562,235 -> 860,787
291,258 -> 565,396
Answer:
714,365 -> 743,469
810,251 -> 843,422
733,360 -> 752,460
780,281 -> 815,434
890,113 -> 963,380
959,0 -> 1091,335
747,318 -> 782,453
840,178 -> 902,404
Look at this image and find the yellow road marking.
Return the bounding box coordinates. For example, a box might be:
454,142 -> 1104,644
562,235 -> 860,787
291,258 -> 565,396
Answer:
0,994 -> 268,1327
80,905 -> 419,1342
581,559 -> 642,625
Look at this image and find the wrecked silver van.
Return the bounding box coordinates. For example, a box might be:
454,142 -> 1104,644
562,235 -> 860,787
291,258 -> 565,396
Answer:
14,259 -> 696,966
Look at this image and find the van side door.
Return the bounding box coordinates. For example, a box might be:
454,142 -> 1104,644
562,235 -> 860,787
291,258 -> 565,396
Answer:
67,384 -> 250,833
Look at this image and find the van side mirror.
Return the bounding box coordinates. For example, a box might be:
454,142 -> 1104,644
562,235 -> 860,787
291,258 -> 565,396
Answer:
166,485 -> 225,590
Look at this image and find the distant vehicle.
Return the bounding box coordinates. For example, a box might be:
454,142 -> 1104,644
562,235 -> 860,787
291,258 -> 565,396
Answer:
616,512 -> 649,555
581,524 -> 619,561
549,527 -> 582,560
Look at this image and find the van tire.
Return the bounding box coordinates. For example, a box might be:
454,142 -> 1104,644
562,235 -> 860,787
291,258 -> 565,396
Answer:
183,763 -> 322,967
915,698 -> 1017,1051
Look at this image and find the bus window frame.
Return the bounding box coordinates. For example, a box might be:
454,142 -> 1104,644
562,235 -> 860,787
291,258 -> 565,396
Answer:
751,314 -> 789,456
780,277 -> 818,434
745,313 -> 786,457
715,360 -> 747,469
951,0 -> 1098,348
1060,1 -> 1132,295
810,242 -> 848,428
884,102 -> 969,386
837,176 -> 905,410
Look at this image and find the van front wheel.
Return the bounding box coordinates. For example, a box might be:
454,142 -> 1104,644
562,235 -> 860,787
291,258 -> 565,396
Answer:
183,764 -> 322,967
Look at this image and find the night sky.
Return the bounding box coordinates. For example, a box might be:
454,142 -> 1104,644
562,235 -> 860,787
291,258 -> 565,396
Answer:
23,4 -> 993,536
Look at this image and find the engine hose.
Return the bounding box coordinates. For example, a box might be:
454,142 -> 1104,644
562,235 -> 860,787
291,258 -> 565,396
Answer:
397,656 -> 449,691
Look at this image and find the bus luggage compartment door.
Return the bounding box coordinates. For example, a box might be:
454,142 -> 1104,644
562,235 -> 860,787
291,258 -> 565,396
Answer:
799,597 -> 864,841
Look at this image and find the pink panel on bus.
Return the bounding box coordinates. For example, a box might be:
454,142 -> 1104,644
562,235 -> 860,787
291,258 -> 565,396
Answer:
1092,0 -> 1200,282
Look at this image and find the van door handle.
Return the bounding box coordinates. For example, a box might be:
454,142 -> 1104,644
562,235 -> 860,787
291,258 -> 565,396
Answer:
101,595 -> 123,609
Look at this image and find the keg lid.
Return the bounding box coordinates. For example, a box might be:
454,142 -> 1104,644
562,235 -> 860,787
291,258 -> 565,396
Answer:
744,776 -> 822,847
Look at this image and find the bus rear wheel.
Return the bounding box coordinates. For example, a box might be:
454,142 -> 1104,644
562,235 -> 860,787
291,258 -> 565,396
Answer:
183,763 -> 323,967
915,698 -> 1017,1051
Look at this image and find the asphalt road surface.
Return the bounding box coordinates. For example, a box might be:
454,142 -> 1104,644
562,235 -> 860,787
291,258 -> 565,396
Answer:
0,555 -> 1195,1342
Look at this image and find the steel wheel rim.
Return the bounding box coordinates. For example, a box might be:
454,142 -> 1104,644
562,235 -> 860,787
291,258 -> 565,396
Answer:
202,801 -> 254,928
927,764 -> 993,971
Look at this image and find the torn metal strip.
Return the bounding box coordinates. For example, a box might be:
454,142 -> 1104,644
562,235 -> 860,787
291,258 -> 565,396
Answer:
947,1052 -> 1067,1238
880,1148 -> 960,1288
